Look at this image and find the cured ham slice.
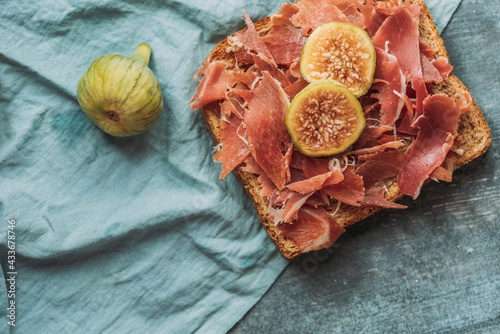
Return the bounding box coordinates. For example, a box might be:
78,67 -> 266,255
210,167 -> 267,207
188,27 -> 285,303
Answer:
220,97 -> 247,119
286,61 -> 302,82
326,0 -> 366,29
361,186 -> 407,209
420,53 -> 443,83
357,151 -> 407,189
349,140 -> 404,155
284,77 -> 309,100
287,166 -> 344,194
430,165 -> 452,182
230,10 -> 276,66
372,47 -> 406,126
419,42 -> 435,60
372,4 -> 428,117
305,191 -> 330,208
190,61 -> 237,110
279,206 -> 345,252
241,156 -> 277,197
358,1 -> 388,36
397,94 -> 419,135
321,166 -> 365,206
262,3 -> 307,65
291,0 -> 349,36
354,125 -> 394,149
234,72 -> 293,189
214,114 -> 251,179
271,189 -> 314,223
432,58 -> 454,81
287,172 -> 342,194
252,55 -> 291,88
398,94 -> 463,198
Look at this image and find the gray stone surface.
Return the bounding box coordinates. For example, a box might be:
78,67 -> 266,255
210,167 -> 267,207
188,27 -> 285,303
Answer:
230,1 -> 500,333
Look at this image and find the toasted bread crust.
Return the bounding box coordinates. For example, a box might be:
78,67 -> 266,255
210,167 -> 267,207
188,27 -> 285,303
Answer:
198,0 -> 492,259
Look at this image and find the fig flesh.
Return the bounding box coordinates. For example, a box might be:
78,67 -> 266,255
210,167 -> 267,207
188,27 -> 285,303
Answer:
286,80 -> 365,157
77,43 -> 163,137
300,22 -> 376,97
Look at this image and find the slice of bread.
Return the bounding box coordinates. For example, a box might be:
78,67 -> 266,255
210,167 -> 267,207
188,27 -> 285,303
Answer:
198,0 -> 492,259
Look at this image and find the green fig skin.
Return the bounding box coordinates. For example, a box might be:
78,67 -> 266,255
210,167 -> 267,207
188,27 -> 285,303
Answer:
77,43 -> 163,137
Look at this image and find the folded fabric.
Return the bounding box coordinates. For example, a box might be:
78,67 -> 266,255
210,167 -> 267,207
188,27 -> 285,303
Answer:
0,0 -> 461,333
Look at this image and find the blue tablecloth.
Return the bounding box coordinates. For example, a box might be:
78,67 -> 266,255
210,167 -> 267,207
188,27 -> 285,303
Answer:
0,1 -> 462,332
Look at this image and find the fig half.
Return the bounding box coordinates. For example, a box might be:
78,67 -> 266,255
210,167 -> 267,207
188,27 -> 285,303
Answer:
286,80 -> 365,157
300,22 -> 376,97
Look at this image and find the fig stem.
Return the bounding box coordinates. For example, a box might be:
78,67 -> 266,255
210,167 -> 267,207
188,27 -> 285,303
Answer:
130,43 -> 152,66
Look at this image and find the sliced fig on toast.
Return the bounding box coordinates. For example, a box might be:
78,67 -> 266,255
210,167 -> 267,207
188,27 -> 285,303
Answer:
286,80 -> 366,157
300,22 -> 376,97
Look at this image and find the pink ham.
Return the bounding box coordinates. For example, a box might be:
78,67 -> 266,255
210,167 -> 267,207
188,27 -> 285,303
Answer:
398,94 -> 463,198
372,47 -> 406,126
321,166 -> 365,206
230,10 -> 276,66
432,58 -> 454,81
372,4 -> 428,118
287,163 -> 344,194
240,156 -> 277,197
291,0 -> 349,36
358,1 -> 388,36
190,61 -> 238,110
326,0 -> 366,28
262,3 -> 307,65
214,114 -> 251,179
430,165 -> 453,182
234,72 -> 293,190
357,151 -> 408,189
354,125 -> 394,149
420,53 -> 443,83
279,206 -> 345,252
361,186 -> 407,209
252,55 -> 291,88
419,42 -> 435,60
349,140 -> 404,155
284,77 -> 309,100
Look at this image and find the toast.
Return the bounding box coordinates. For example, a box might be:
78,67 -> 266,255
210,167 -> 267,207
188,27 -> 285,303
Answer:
197,0 -> 492,259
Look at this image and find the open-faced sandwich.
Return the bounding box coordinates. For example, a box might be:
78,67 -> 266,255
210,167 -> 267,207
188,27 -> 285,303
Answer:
190,0 -> 492,259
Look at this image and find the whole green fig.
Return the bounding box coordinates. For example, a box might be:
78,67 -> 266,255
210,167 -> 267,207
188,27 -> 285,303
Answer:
77,43 -> 163,137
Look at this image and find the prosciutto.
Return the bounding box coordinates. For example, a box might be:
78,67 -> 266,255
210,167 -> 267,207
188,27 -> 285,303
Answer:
372,47 -> 406,126
230,10 -> 276,66
287,170 -> 343,194
262,3 -> 307,65
357,151 -> 407,189
234,72 -> 292,189
321,166 -> 365,206
291,0 -> 349,36
372,4 -> 428,118
349,140 -> 404,155
432,58 -> 454,81
398,94 -> 463,198
241,156 -> 277,197
252,55 -> 291,88
214,114 -> 251,179
420,53 -> 443,83
271,188 -> 315,223
354,125 -> 394,149
279,206 -> 345,252
190,61 -> 237,110
327,0 -> 366,28
358,1 -> 388,36
361,186 -> 407,209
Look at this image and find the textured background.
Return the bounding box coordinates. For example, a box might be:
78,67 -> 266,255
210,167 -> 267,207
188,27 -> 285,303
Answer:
230,0 -> 500,333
